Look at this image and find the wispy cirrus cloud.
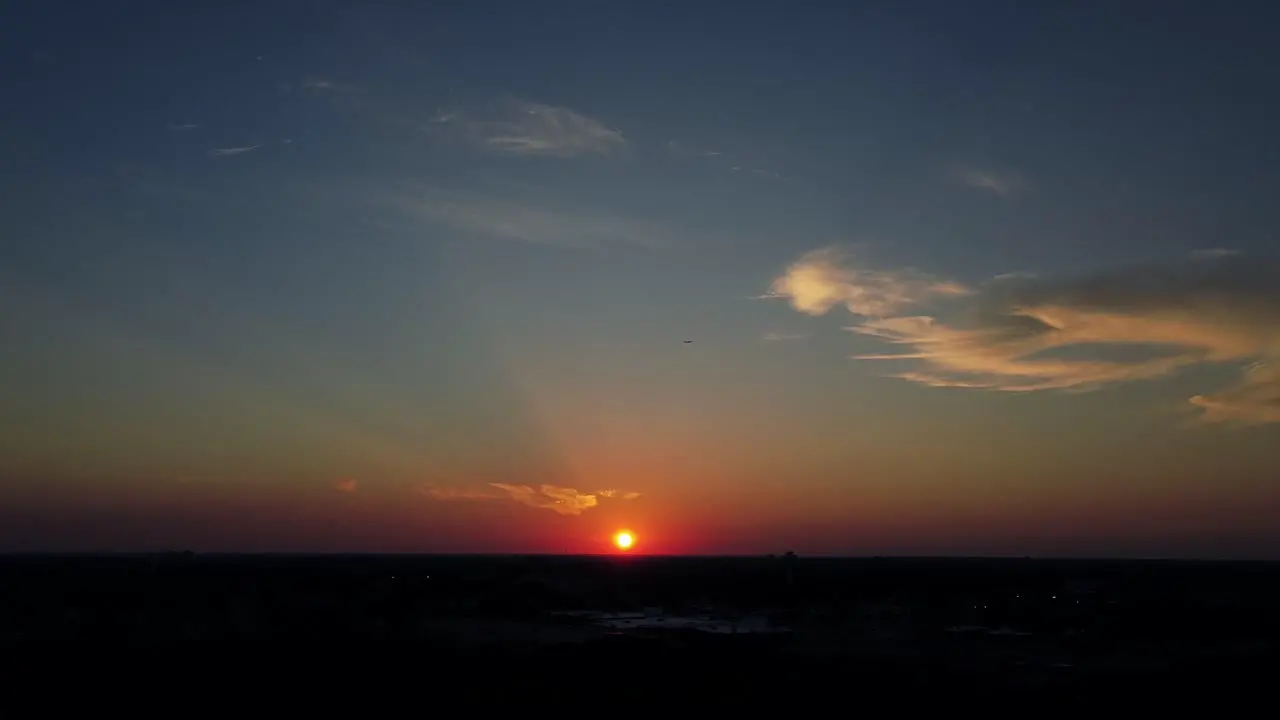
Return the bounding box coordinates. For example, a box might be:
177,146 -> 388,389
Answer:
990,270 -> 1038,282
952,166 -> 1022,198
494,484 -> 600,515
1190,362 -> 1280,426
208,144 -> 261,157
1190,247 -> 1241,260
764,248 -> 1280,425
277,77 -> 357,96
421,483 -> 640,516
759,246 -> 972,317
431,99 -> 627,158
299,77 -> 353,93
668,140 -> 792,182
667,140 -> 789,180
383,185 -> 666,250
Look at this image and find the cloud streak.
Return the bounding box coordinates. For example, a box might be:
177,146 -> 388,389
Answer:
433,99 -> 626,158
421,484 -> 640,516
668,140 -> 790,180
208,145 -> 261,157
1190,248 -> 1241,260
384,185 -> 666,250
765,249 -> 1280,425
953,166 -> 1021,198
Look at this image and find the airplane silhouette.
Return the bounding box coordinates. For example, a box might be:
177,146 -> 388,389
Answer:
683,340 -> 693,343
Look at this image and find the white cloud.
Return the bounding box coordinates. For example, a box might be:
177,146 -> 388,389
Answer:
766,250 -> 1280,425
434,99 -> 626,158
761,332 -> 806,343
760,246 -> 972,317
990,270 -> 1038,282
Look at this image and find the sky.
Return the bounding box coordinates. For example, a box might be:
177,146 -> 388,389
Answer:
2,0 -> 1280,557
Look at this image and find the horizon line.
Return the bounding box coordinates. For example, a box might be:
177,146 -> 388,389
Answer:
2,551 -> 1276,563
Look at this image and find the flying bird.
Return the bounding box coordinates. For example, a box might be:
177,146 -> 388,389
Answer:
683,340 -> 693,343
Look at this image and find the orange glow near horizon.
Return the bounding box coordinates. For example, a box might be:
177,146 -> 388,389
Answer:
614,530 -> 634,551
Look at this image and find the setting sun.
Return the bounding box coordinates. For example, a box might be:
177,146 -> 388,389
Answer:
614,531 -> 634,551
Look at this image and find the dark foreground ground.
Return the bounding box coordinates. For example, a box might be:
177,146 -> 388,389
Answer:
3,553 -> 1278,709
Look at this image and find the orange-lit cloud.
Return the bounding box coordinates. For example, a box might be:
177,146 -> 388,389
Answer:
761,246 -> 971,317
334,478 -> 357,493
597,488 -> 642,500
491,484 -> 599,515
1190,362 -> 1280,426
766,250 -> 1280,425
421,484 -> 641,515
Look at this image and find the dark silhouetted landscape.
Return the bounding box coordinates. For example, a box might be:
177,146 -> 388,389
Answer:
5,553 -> 1278,707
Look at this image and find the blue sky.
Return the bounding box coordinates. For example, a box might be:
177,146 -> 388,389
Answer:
2,1 -> 1279,555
